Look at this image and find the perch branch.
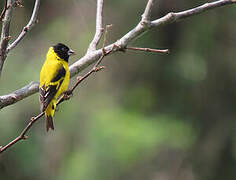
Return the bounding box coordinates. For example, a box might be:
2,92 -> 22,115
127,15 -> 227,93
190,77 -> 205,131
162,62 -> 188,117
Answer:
87,0 -> 104,52
0,18 -> 113,154
0,0 -> 236,154
0,0 -> 235,109
0,62 -> 105,153
0,43 -> 109,154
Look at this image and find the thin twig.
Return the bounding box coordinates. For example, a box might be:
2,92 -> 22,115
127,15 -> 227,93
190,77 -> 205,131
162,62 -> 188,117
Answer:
151,0 -> 236,26
0,0 -> 8,21
0,0 -> 40,76
87,0 -> 104,52
58,64 -> 105,105
126,47 -> 169,54
0,112 -> 44,153
102,24 -> 112,48
142,0 -> 154,22
6,0 -> 40,53
0,0 -> 14,76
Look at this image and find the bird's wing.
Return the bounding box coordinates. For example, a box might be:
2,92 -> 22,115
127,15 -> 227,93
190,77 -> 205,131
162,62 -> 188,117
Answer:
40,66 -> 66,112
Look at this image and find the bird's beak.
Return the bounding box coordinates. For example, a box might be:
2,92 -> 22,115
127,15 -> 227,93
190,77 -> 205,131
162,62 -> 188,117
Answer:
68,49 -> 75,56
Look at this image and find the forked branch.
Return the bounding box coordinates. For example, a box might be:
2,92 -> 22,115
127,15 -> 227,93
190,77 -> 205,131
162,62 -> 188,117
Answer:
0,30 -> 114,153
7,0 -> 40,53
0,0 -> 40,76
0,0 -> 15,76
0,21 -> 113,154
0,0 -> 8,21
0,0 -> 236,153
0,0 -> 235,109
87,0 -> 104,52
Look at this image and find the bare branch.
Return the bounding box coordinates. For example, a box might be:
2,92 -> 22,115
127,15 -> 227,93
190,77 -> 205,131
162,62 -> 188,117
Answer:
6,0 -> 40,53
87,0 -> 104,52
0,0 -> 236,153
0,112 -> 44,153
0,0 -> 8,21
0,0 -> 40,77
70,25 -> 112,97
58,50 -> 108,105
0,0 -> 235,110
151,0 -> 236,26
0,81 -> 39,109
126,47 -> 169,54
102,24 -> 112,48
142,0 -> 154,22
0,0 -> 15,76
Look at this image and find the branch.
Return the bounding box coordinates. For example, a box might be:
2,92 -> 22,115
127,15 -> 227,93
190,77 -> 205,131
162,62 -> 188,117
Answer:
0,81 -> 39,109
0,0 -> 15,76
6,0 -> 40,53
126,46 -> 169,54
0,0 -> 8,21
142,0 -> 154,22
64,24 -> 112,101
0,13 -> 112,154
0,112 -> 44,153
58,49 -> 109,105
87,0 -> 104,52
0,0 -> 236,153
151,0 -> 236,26
0,0 -> 235,109
0,0 -> 40,77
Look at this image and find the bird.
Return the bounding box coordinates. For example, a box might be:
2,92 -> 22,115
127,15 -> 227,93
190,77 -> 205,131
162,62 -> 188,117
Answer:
39,43 -> 75,131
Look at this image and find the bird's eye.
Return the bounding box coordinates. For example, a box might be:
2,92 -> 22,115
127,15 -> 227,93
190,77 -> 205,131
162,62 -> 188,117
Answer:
61,47 -> 66,51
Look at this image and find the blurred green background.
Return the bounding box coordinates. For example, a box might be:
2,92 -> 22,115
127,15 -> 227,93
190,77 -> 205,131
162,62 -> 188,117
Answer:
0,0 -> 236,180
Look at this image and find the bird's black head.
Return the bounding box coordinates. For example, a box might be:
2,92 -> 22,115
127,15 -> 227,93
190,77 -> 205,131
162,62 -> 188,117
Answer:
53,43 -> 75,62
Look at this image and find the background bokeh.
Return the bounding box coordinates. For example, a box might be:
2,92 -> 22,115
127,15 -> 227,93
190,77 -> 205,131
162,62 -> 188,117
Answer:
0,0 -> 236,179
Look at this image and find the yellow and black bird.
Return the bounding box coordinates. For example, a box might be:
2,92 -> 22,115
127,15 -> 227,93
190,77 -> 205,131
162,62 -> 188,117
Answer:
39,43 -> 75,131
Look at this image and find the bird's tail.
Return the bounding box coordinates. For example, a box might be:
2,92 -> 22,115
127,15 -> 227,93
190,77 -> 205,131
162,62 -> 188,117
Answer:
46,115 -> 54,131
45,102 -> 56,132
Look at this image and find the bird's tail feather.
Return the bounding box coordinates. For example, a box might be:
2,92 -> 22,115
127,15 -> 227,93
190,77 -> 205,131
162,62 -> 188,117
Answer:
46,115 -> 54,132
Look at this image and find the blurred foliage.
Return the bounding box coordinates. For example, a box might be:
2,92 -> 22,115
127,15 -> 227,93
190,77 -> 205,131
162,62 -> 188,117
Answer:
0,0 -> 236,180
